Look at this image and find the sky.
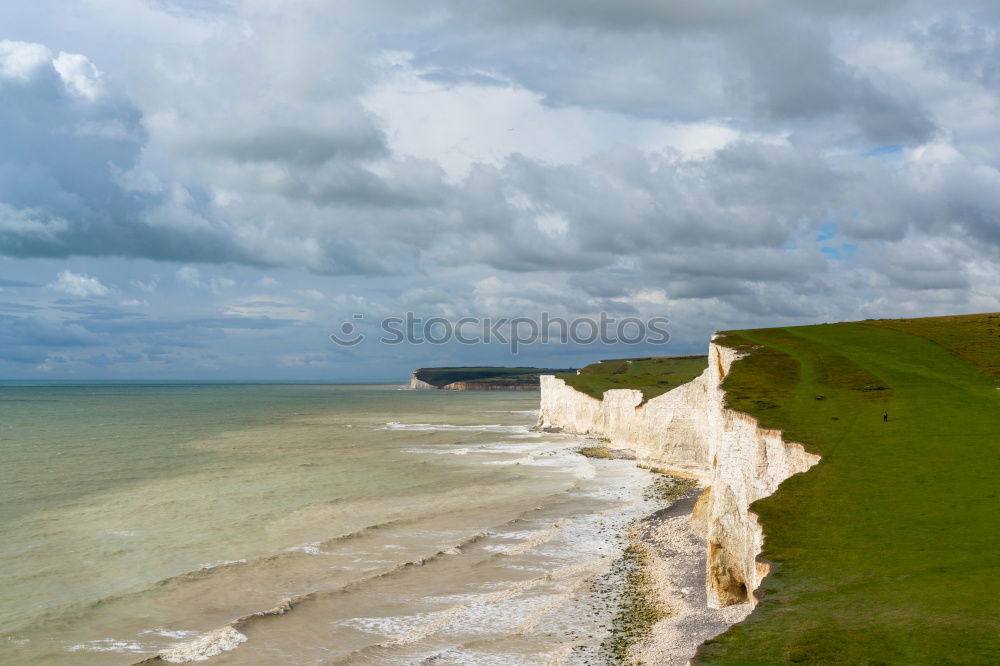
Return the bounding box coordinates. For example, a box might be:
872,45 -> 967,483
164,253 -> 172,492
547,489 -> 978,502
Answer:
0,0 -> 998,379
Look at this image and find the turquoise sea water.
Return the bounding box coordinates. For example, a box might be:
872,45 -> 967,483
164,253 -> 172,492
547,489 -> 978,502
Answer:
0,383 -> 655,664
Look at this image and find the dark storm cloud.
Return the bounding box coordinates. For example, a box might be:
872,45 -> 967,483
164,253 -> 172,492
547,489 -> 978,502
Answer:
730,20 -> 935,144
0,313 -> 102,350
454,142 -> 845,274
0,39 -> 427,274
0,45 -> 249,265
0,0 -> 997,379
415,0 -> 934,144
198,122 -> 387,167
0,6 -> 964,282
922,14 -> 1000,91
462,0 -> 909,31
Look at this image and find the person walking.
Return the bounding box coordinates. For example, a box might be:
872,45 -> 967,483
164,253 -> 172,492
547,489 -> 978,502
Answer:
883,412 -> 888,422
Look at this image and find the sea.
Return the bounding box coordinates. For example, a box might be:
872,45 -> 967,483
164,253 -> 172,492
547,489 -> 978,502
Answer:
0,383 -> 662,665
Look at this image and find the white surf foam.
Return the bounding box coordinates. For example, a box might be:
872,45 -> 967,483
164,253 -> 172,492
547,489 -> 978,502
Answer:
285,543 -> 330,556
402,446 -> 471,455
383,422 -> 533,434
67,638 -> 146,654
141,628 -> 199,639
157,626 -> 247,663
197,558 -> 247,570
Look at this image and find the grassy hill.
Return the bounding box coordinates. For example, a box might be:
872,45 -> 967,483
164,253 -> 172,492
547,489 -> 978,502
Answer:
412,366 -> 576,388
697,312 -> 1000,664
556,355 -> 708,402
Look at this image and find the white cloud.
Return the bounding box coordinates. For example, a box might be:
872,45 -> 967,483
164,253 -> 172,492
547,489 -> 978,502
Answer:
365,58 -> 761,181
224,297 -> 314,321
0,40 -> 51,80
0,204 -> 69,237
176,266 -> 201,286
48,270 -> 109,298
52,52 -> 103,100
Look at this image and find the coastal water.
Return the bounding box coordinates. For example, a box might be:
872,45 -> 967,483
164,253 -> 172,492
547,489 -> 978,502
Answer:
0,383 -> 658,664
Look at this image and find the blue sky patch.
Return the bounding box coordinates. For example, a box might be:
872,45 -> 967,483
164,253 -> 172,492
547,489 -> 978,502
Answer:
863,144 -> 903,157
816,221 -> 839,242
821,244 -> 857,261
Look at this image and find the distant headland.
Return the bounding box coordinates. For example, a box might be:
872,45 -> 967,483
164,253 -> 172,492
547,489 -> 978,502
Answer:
409,366 -> 577,390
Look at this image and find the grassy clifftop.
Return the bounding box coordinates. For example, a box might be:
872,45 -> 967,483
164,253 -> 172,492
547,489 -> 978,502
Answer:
698,312 -> 1000,664
556,355 -> 709,402
413,366 -> 575,388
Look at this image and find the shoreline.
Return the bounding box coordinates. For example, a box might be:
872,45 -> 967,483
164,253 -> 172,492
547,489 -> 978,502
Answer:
630,486 -> 752,665
576,444 -> 754,664
541,340 -> 821,663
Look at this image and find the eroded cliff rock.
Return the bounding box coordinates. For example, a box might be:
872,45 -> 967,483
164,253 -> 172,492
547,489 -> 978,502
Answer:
537,340 -> 819,608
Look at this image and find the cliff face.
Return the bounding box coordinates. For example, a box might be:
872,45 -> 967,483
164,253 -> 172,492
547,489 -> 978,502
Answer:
538,370 -> 711,478
441,380 -> 537,390
409,374 -> 438,390
408,373 -> 539,390
537,341 -> 819,608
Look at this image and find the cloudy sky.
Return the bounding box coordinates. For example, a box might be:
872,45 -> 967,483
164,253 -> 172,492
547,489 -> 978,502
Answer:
1,0 -> 998,379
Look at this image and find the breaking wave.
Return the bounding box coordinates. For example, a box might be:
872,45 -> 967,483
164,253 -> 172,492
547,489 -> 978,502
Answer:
383,422 -> 535,434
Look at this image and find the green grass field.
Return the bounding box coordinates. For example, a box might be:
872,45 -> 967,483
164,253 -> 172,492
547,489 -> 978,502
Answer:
697,312 -> 1000,664
556,355 -> 708,402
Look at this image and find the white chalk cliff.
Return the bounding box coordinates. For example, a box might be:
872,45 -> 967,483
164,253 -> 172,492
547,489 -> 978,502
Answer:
537,340 -> 820,608
408,374 -> 438,390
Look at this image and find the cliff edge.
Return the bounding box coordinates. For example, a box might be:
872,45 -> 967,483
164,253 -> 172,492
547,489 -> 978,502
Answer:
537,339 -> 819,609
410,366 -> 576,390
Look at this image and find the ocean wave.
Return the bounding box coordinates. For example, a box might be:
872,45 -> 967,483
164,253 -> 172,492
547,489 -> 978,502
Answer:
119,492 -> 593,664
337,557 -> 605,661
482,519 -> 569,557
197,558 -> 247,571
140,629 -> 198,639
131,531 -> 497,665
157,626 -> 247,663
86,505 -> 581,657
420,643 -> 573,666
481,456 -> 536,466
402,446 -> 471,455
126,485 -> 622,665
69,638 -> 147,654
163,519 -> 409,582
383,422 -> 533,434
285,543 -> 328,556
476,448 -> 595,480
56,516 -> 417,635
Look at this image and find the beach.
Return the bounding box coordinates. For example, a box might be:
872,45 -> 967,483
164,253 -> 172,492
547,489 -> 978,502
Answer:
0,382 -> 726,664
630,488 -> 752,664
